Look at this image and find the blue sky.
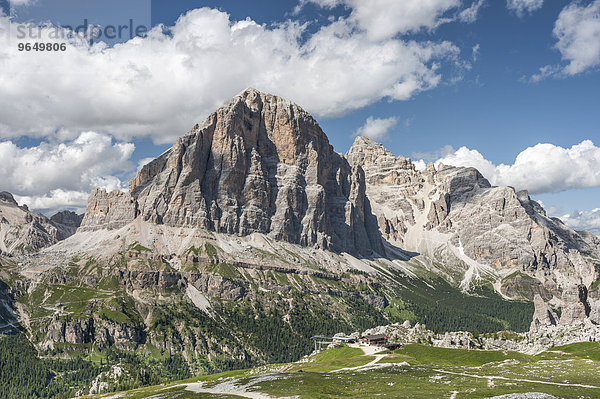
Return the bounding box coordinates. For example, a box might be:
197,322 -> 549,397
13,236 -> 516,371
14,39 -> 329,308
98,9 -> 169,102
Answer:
0,0 -> 599,232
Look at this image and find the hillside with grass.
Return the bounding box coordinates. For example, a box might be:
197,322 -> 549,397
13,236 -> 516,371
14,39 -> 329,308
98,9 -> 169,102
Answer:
0,236 -> 540,398
78,342 -> 600,399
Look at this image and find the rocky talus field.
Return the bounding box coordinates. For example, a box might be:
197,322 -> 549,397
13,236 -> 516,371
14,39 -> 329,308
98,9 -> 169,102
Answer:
1,89 -> 600,398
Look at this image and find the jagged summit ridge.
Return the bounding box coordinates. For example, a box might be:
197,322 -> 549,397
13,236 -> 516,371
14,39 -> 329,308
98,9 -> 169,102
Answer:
347,135 -> 600,301
81,89 -> 383,255
78,89 -> 600,307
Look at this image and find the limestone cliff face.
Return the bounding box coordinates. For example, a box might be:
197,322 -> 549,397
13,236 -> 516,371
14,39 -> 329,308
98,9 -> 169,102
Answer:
42,317 -> 145,350
79,189 -> 137,231
50,210 -> 83,229
346,136 -> 600,297
50,210 -> 83,239
559,284 -> 592,325
83,89 -> 382,255
530,294 -> 558,332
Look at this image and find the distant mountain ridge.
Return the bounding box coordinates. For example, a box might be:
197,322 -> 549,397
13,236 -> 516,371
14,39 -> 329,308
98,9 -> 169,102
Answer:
4,89 -> 600,307
0,191 -> 81,255
346,136 -> 600,300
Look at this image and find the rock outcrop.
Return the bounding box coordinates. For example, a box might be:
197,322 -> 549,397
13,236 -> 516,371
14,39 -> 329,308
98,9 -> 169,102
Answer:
362,320 -> 600,356
50,210 -> 83,240
88,365 -> 126,395
79,188 -> 137,231
530,294 -> 558,332
0,192 -> 18,205
43,317 -> 145,350
559,284 -> 591,325
82,89 -> 383,256
50,210 -> 83,229
589,299 -> 600,324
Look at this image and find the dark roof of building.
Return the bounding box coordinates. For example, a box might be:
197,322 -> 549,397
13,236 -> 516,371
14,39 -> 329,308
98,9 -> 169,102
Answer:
362,334 -> 387,340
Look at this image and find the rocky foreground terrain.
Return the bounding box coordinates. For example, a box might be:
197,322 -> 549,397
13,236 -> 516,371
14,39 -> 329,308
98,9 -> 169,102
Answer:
1,89 -> 599,396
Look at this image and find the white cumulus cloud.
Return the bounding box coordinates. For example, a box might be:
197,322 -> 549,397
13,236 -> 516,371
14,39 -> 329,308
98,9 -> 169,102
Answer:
422,140 -> 600,195
15,190 -> 92,214
0,7 -> 464,144
347,0 -> 461,40
559,209 -> 600,236
554,0 -> 600,75
528,1 -> 600,81
0,132 -> 134,213
9,0 -> 36,6
354,116 -> 398,140
506,0 -> 544,16
302,0 -> 464,39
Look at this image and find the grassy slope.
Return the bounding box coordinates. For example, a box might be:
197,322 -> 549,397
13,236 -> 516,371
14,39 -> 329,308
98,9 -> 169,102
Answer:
86,342 -> 600,399
1,245 -> 539,396
284,346 -> 373,372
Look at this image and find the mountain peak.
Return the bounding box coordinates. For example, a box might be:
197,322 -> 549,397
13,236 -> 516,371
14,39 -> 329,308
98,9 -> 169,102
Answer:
346,136 -> 412,172
0,191 -> 80,254
232,87 -> 294,110
236,87 -> 264,97
349,136 -> 393,156
0,191 -> 17,206
87,90 -> 383,255
352,135 -> 378,145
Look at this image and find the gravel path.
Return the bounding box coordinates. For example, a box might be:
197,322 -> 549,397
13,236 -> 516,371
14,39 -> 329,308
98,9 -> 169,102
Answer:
485,393 -> 559,399
434,369 -> 600,389
330,344 -> 395,372
331,353 -> 389,372
174,374 -> 286,399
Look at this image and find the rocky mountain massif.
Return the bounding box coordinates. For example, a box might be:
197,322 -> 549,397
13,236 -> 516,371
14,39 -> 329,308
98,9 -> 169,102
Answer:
77,90 -> 600,309
347,137 -> 599,288
81,89 -> 382,256
346,137 -> 600,319
1,89 -> 600,395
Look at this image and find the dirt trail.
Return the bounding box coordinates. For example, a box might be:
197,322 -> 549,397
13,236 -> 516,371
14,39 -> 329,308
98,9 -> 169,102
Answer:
170,374 -> 284,399
330,344 -> 395,372
183,380 -> 275,399
332,353 -> 389,372
434,369 -> 600,389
